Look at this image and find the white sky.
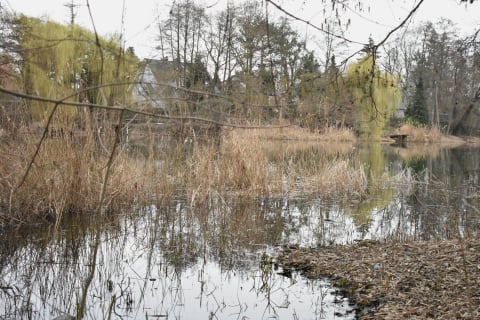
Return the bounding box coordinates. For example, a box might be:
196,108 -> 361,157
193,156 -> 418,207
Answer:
5,0 -> 480,60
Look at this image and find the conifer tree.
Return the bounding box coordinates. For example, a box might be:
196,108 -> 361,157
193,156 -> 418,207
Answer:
405,77 -> 428,125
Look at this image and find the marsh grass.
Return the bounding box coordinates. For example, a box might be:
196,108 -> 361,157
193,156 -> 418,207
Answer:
396,124 -> 441,143
231,125 -> 356,142
1,118 -> 369,226
0,114 -> 148,226
183,127 -> 366,206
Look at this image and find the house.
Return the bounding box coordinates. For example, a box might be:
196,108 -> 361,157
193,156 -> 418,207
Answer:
133,58 -> 179,113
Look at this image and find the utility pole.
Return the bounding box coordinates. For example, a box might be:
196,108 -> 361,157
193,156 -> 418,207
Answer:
64,0 -> 80,25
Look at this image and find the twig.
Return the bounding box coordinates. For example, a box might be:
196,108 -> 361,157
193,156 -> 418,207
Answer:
265,0 -> 364,45
97,109 -> 125,215
0,86 -> 291,129
374,0 -> 425,50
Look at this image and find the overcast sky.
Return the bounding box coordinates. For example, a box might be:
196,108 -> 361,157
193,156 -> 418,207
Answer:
5,0 -> 480,59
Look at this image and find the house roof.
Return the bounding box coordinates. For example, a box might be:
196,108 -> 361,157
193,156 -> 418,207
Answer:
141,58 -> 177,84
133,58 -> 180,109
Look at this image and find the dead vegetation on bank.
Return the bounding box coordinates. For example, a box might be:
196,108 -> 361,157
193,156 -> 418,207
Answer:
0,122 -> 148,226
277,238 -> 480,319
395,124 -> 442,143
1,118 -> 477,227
178,126 -> 364,205
0,122 -> 366,227
394,124 -> 480,146
230,125 -> 357,142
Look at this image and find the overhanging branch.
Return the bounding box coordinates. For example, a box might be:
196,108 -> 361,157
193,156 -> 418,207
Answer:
0,85 -> 291,129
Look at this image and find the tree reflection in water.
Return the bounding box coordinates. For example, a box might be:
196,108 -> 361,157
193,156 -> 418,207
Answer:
0,202 -> 354,319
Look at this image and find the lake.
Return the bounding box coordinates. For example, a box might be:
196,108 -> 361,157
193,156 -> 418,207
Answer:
2,142 -> 480,319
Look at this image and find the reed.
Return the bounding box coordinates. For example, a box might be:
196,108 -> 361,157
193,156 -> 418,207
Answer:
231,125 -> 356,142
0,114 -> 149,226
181,127 -> 366,206
1,119 -> 368,225
396,124 -> 441,143
184,130 -> 270,205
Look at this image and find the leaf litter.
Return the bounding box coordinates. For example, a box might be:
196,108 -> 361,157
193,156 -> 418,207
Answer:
277,238 -> 480,319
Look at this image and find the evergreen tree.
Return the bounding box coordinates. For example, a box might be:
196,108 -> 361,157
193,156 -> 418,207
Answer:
405,77 -> 428,125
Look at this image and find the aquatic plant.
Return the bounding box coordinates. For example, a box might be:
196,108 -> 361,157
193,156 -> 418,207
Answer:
0,113 -> 149,226
396,123 -> 441,143
0,121 -> 370,226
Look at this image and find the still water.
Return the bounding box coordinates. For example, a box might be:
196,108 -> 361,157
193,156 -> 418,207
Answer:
2,143 -> 480,319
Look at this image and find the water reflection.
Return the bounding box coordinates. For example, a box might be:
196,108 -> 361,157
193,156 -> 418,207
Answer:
0,203 -> 354,319
258,145 -> 480,245
2,144 -> 480,319
396,146 -> 480,240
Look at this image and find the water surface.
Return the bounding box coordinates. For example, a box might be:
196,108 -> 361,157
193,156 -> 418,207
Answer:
2,143 -> 480,319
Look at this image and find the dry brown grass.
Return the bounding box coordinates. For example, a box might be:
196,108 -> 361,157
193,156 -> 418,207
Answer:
0,119 -> 149,226
396,124 -> 441,143
231,125 -> 356,142
395,124 -> 477,146
1,121 -> 367,225
319,126 -> 357,142
182,128 -> 365,206
303,159 -> 368,199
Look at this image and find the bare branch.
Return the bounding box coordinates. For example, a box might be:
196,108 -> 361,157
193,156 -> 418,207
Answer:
0,85 -> 291,129
265,0 -> 364,46
374,0 -> 425,50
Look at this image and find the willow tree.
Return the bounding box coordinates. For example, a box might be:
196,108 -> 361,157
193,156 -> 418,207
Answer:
345,55 -> 401,139
13,15 -> 139,121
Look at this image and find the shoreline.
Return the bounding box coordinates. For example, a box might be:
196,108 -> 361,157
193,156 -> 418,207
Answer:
277,238 -> 480,319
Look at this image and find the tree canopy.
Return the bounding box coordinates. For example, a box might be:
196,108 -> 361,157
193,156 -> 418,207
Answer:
345,55 -> 401,138
10,15 -> 138,119
1,0 -> 480,136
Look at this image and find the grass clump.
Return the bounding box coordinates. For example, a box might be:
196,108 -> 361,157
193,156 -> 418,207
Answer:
182,127 -> 366,206
232,125 -> 356,142
0,116 -> 149,227
396,124 -> 441,143
1,119 -> 369,226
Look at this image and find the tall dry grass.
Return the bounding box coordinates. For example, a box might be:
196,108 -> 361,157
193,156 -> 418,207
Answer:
1,119 -> 367,226
0,114 -> 149,226
396,124 -> 441,143
181,127 -> 366,206
231,125 -> 356,142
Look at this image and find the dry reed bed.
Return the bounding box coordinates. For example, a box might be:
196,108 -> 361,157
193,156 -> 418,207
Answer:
231,125 -> 356,142
392,124 -> 480,148
278,238 -> 480,319
1,124 -> 366,225
395,124 -> 441,143
0,126 -> 148,226
185,127 -> 365,205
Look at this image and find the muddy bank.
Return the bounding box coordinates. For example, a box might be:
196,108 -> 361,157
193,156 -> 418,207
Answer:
277,238 -> 480,319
